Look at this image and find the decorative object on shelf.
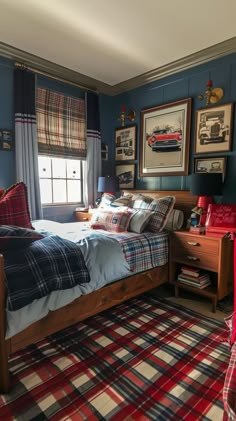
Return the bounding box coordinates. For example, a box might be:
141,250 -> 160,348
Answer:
116,164 -> 135,189
140,98 -> 191,177
0,129 -> 14,151
117,106 -> 136,127
101,143 -> 108,160
190,173 -> 223,227
198,79 -> 224,105
194,157 -> 226,181
194,102 -> 233,154
115,125 -> 136,161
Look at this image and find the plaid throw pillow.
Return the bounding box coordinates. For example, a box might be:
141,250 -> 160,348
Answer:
91,208 -> 132,232
0,225 -> 44,251
147,196 -> 176,232
0,182 -> 33,229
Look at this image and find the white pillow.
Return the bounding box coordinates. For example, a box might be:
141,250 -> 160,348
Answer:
129,209 -> 153,233
165,209 -> 184,231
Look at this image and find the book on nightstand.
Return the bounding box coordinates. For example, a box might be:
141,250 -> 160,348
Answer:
178,266 -> 211,289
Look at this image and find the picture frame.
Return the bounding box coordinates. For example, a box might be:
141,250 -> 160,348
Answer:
115,125 -> 136,161
116,164 -> 135,189
194,103 -> 233,154
0,129 -> 14,151
140,98 -> 191,176
194,157 -> 226,180
101,142 -> 108,160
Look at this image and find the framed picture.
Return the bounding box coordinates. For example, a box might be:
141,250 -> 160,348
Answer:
194,103 -> 233,154
0,129 -> 14,151
140,98 -> 191,176
195,157 -> 226,180
116,164 -> 135,189
115,125 -> 136,161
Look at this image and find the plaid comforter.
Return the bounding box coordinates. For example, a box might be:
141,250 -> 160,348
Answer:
4,235 -> 90,311
114,231 -> 168,272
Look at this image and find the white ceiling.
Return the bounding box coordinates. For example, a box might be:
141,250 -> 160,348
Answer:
1,0 -> 236,86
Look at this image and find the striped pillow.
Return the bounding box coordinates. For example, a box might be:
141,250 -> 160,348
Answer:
131,194 -> 153,210
90,208 -> 132,232
147,196 -> 176,232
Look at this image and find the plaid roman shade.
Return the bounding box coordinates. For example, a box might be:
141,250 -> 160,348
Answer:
37,88 -> 86,158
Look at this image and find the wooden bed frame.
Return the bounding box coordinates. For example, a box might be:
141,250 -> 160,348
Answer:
0,190 -> 196,393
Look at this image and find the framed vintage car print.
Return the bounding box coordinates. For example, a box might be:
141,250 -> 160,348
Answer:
115,125 -> 136,161
116,164 -> 135,189
194,103 -> 233,154
194,157 -> 226,180
140,98 -> 191,176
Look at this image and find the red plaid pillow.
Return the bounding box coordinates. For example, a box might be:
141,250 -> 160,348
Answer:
0,182 -> 33,229
90,208 -> 132,232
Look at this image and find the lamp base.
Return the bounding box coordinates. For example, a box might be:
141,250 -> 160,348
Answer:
197,196 -> 214,226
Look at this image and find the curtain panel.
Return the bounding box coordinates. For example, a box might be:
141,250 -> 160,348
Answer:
14,68 -> 42,220
37,88 -> 86,159
84,92 -> 101,207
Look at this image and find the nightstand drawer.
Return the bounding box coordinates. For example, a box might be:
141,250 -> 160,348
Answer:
173,250 -> 218,272
172,233 -> 219,255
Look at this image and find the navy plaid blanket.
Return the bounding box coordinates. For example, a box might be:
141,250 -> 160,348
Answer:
4,235 -> 90,311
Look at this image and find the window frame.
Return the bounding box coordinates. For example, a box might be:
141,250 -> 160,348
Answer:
38,155 -> 85,206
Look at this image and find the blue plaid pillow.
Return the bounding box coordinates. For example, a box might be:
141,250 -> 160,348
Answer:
0,225 -> 44,251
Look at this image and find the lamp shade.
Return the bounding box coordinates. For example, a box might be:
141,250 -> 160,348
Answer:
190,173 -> 223,196
97,176 -> 119,193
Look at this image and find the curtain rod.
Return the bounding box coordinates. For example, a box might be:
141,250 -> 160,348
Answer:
14,62 -> 98,93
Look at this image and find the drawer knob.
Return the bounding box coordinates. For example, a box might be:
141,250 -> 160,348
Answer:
187,255 -> 199,261
82,217 -> 88,221
187,241 -> 199,246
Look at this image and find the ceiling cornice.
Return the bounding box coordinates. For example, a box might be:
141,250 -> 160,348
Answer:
0,41 -> 111,95
110,37 -> 236,95
0,37 -> 236,96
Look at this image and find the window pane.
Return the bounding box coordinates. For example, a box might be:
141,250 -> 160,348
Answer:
67,159 -> 81,179
52,157 -> 66,178
40,179 -> 52,203
67,180 -> 81,202
53,180 -> 67,203
38,156 -> 52,178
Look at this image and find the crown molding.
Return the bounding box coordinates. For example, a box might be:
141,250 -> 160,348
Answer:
110,37 -> 236,95
1,37 -> 236,96
0,41 -> 111,95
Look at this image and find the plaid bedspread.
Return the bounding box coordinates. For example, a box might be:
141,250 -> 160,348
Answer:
4,235 -> 90,311
114,231 -> 168,272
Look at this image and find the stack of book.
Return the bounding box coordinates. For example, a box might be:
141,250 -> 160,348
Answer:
177,266 -> 211,289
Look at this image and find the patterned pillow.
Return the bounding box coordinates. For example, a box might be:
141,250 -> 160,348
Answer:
111,194 -> 133,208
131,194 -> 153,210
0,225 -> 44,251
147,196 -> 176,232
90,208 -> 132,232
128,209 -> 153,234
0,182 -> 33,229
98,193 -> 116,208
165,209 -> 184,231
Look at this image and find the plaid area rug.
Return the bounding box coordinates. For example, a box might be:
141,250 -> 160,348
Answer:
0,295 -> 230,421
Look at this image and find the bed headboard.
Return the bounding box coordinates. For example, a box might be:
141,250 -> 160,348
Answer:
123,190 -> 198,226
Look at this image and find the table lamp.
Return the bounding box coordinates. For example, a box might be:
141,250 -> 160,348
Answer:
190,173 -> 223,226
96,175 -> 119,205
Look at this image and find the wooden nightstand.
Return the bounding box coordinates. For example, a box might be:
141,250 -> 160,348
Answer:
73,210 -> 92,222
169,230 -> 233,312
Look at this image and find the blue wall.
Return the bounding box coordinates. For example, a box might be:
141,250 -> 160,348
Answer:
100,53 -> 236,203
1,51 -> 236,222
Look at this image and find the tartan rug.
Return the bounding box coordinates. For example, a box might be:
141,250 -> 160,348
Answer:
0,295 -> 230,421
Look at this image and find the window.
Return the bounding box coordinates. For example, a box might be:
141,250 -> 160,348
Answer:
38,156 -> 85,205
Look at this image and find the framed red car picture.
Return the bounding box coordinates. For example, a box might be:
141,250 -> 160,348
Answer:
139,98 -> 191,176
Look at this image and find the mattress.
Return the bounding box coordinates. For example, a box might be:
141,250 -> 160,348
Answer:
5,221 -> 168,338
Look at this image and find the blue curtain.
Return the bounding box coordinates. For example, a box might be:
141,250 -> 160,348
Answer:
84,92 -> 101,207
14,68 -> 42,220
